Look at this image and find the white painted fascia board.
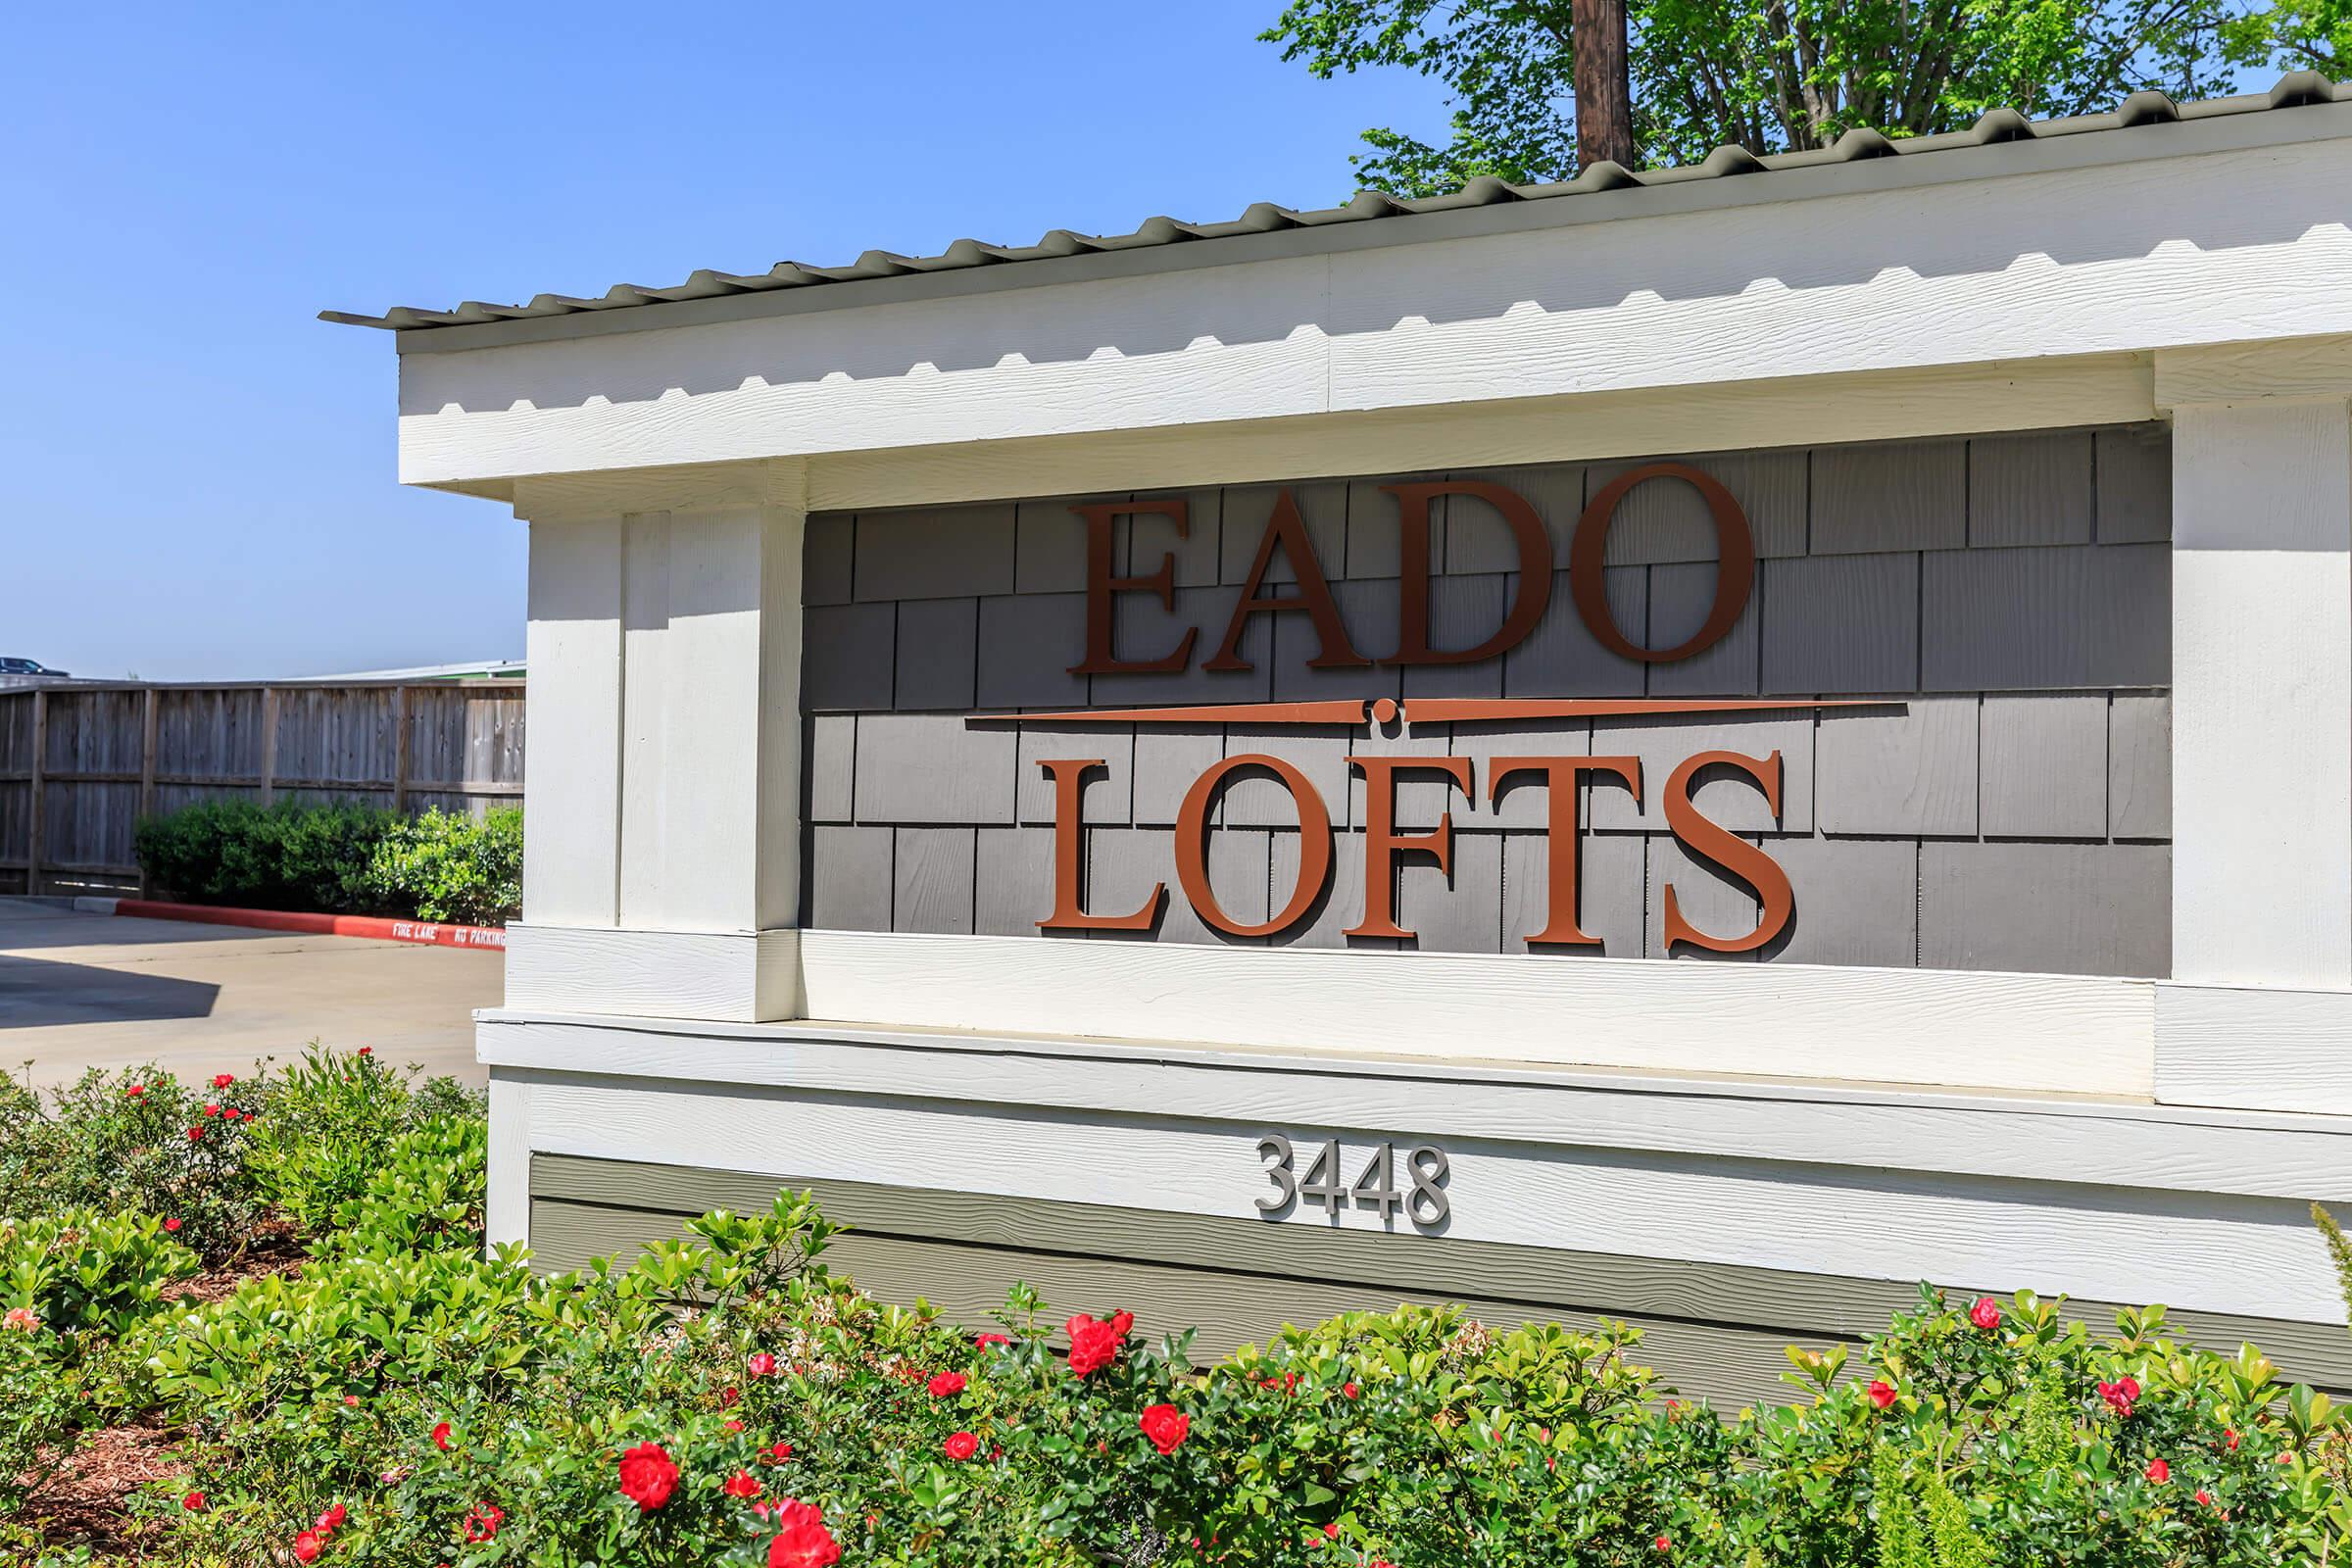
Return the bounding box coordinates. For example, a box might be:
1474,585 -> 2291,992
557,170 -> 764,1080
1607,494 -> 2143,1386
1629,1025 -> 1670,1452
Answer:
502,923 -> 801,1023
396,136 -> 2352,490
493,1058 -> 2351,1324
2156,982 -> 2352,1115
474,1009 -> 2352,1202
776,928 -> 2153,1098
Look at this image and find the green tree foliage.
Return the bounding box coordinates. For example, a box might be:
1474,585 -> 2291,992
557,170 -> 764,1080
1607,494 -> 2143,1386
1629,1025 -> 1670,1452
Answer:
1261,0 -> 2323,193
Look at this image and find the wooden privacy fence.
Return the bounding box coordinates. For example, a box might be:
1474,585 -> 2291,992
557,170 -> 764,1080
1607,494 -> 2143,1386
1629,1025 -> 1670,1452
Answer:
0,680 -> 525,896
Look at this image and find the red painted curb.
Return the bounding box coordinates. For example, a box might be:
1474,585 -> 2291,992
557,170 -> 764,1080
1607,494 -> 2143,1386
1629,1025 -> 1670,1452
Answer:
105,899 -> 507,951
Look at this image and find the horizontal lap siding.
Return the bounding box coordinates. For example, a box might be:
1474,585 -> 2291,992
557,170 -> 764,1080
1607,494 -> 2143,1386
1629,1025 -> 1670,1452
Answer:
801,426 -> 2175,978
528,1153 -> 2352,1406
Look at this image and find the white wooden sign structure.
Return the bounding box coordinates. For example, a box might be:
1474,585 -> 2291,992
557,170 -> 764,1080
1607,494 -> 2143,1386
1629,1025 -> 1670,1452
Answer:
336,78 -> 2352,1404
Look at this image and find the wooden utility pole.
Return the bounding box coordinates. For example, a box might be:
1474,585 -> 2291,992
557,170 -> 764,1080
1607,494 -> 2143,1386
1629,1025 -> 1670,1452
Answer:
1573,0 -> 1636,171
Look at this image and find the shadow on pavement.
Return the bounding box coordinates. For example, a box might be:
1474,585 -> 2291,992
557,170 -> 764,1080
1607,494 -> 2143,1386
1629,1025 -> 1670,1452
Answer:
0,956 -> 221,1028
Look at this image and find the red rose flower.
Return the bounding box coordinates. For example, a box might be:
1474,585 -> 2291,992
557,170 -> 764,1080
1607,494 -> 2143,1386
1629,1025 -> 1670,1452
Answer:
767,1498 -> 842,1568
1140,1403 -> 1190,1454
766,1440 -> 796,1462
1867,1379 -> 1897,1410
204,1103 -> 220,1118
927,1371 -> 967,1397
431,1421 -> 453,1451
126,1084 -> 145,1098
975,1332 -> 1011,1348
293,1531 -> 324,1563
2224,1427 -> 2240,1450
1655,1535 -> 1672,1553
213,1073 -> 235,1089
1065,1314 -> 1122,1378
720,1386 -> 741,1407
724,1419 -> 744,1433
164,1217 -> 182,1233
357,1047 -> 372,1056
943,1431 -> 979,1461
2196,1489 -> 2216,1507
186,1127 -> 203,1142
1343,1381 -> 1360,1399
724,1470 -> 762,1498
181,1491 -> 206,1512
748,1351 -> 778,1377
1967,1297 -> 2001,1331
316,1502 -> 346,1533
463,1501 -> 504,1543
618,1441 -> 680,1511
1110,1310 -> 1135,1338
2099,1377 -> 2141,1418
2145,1457 -> 2171,1484
343,1395 -> 359,1407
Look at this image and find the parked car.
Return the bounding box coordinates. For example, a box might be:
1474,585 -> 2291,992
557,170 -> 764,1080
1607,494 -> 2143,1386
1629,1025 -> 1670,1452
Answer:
0,658 -> 70,677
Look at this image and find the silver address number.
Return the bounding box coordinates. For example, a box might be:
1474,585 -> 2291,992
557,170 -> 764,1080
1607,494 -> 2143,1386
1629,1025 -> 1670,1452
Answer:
1254,1136 -> 1450,1228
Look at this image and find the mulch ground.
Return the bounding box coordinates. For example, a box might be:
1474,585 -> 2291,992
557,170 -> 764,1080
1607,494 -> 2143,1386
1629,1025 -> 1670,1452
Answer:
17,1230 -> 310,1560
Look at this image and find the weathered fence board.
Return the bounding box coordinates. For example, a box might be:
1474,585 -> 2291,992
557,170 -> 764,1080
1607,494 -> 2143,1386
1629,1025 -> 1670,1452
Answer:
0,680 -> 525,895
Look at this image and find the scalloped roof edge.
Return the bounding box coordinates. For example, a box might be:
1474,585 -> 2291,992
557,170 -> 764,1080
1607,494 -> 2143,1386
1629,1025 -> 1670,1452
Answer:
326,72 -> 2348,342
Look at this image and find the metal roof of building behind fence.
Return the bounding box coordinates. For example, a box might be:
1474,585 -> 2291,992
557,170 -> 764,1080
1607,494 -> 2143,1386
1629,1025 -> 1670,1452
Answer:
325,72 -> 2349,338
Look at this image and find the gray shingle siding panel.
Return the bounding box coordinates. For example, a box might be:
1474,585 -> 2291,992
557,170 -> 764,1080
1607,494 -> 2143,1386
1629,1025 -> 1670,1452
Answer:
1811,439 -> 1967,555
854,712 -> 1017,824
1968,431 -> 2095,547
1764,836 -> 1919,967
808,825 -> 892,932
856,505 -> 1016,602
1920,543 -> 2170,690
893,597 -> 977,710
893,826 -> 976,934
1918,841 -> 2170,976
805,514 -> 856,605
1647,834 -> 1759,960
2109,694 -> 2173,839
805,425 -> 2175,977
1979,693 -> 2108,839
1587,449 -> 1808,563
803,603 -> 895,711
2095,423 -> 2174,544
1815,698 -> 1981,837
1756,553 -> 1921,696
975,592 -> 1089,710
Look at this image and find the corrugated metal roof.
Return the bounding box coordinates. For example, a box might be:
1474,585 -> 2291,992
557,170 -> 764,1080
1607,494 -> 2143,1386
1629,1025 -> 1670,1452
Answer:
325,72 -> 2347,335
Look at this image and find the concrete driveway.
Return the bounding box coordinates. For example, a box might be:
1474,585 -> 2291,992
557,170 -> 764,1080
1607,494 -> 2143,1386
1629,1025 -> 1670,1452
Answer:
0,899 -> 498,1090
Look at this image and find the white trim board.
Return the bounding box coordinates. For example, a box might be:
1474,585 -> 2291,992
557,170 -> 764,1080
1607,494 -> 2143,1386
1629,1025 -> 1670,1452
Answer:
397,137 -> 2352,489
777,928 -> 2153,1097
493,1067 -> 2349,1326
503,923 -> 801,1023
2157,983 -> 2352,1115
473,1011 -> 2352,1202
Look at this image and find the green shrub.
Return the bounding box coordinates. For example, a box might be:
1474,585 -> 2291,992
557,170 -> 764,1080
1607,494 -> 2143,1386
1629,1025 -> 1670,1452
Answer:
359,806 -> 523,925
0,1210 -> 195,1347
0,1063 -> 270,1263
314,1114 -> 489,1261
240,1046 -> 477,1239
133,798 -> 396,913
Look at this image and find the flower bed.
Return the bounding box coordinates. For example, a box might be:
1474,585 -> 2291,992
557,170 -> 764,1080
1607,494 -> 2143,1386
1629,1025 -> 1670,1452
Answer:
3,1052 -> 2350,1566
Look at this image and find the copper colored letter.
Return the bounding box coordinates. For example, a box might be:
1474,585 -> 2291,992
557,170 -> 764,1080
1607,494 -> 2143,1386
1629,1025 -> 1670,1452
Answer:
1489,755 -> 1642,946
1385,480 -> 1553,665
1570,464 -> 1756,662
1346,754 -> 1473,941
1036,758 -> 1161,931
1203,488 -> 1366,671
1175,755 -> 1334,937
1069,497 -> 1196,676
1659,749 -> 1792,954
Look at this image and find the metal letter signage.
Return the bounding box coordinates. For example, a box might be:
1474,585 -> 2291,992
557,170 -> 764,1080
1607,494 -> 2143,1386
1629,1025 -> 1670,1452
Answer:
1003,468 -> 1898,952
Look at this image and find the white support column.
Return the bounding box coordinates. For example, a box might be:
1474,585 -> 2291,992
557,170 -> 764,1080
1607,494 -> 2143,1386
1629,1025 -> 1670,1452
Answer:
2156,344 -> 2352,1109
505,462 -> 808,1023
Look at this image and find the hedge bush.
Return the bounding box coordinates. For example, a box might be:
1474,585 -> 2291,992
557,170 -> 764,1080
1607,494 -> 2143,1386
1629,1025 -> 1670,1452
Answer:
132,801 -> 523,925
3,1052 -> 2351,1567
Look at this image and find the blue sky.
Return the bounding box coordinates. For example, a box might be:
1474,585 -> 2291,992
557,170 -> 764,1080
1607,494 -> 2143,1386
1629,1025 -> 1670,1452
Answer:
1,3 -> 1449,679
